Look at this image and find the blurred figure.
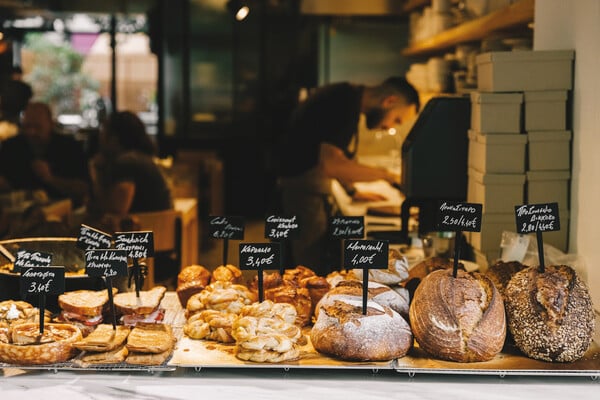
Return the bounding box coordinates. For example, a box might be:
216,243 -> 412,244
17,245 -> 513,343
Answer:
0,66 -> 33,124
0,102 -> 90,207
277,77 -> 420,275
89,111 -> 172,221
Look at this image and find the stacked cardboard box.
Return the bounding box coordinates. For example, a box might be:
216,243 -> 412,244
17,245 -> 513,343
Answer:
466,50 -> 574,265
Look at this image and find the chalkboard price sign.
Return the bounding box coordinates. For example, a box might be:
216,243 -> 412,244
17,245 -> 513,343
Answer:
14,250 -> 53,273
209,216 -> 245,240
515,203 -> 560,234
85,249 -> 128,278
114,231 -> 154,259
265,215 -> 299,240
77,224 -> 112,250
239,243 -> 281,270
343,240 -> 389,269
437,201 -> 482,232
20,266 -> 65,296
329,216 -> 365,239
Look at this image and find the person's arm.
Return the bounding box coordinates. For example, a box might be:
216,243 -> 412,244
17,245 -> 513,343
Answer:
319,142 -> 400,185
31,159 -> 89,205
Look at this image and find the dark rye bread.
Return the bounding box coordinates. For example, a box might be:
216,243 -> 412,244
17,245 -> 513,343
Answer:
485,260 -> 528,301
409,269 -> 506,362
505,265 -> 595,362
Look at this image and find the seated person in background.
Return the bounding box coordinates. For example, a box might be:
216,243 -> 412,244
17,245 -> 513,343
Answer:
0,102 -> 90,207
88,110 -> 172,227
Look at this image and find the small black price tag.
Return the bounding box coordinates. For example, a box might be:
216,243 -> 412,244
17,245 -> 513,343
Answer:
85,249 -> 129,278
265,215 -> 299,240
20,266 -> 65,296
343,240 -> 389,269
329,216 -> 365,239
14,250 -> 53,273
77,224 -> 112,250
515,203 -> 560,234
239,242 -> 281,270
114,231 -> 155,259
209,216 -> 245,240
437,201 -> 483,232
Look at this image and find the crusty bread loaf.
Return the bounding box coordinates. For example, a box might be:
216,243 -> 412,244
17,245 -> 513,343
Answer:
409,269 -> 506,362
351,248 -> 409,286
318,280 -> 409,319
485,260 -> 527,301
114,286 -> 166,315
311,297 -> 412,361
58,288 -> 118,317
176,265 -> 211,308
505,265 -> 595,362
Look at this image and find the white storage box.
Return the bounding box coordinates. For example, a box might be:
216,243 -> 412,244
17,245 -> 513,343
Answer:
468,168 -> 525,213
469,212 -> 515,252
476,50 -> 574,92
524,91 -> 568,131
527,131 -> 571,171
540,209 -> 569,252
468,130 -> 527,173
471,92 -> 522,133
526,170 -> 570,209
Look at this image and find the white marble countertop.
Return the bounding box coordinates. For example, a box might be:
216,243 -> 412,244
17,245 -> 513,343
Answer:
1,367 -> 599,400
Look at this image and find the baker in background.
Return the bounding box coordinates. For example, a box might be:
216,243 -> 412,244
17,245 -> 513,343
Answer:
0,102 -> 90,207
277,77 -> 420,275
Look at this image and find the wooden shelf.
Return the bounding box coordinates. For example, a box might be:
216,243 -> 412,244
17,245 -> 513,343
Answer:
402,0 -> 534,56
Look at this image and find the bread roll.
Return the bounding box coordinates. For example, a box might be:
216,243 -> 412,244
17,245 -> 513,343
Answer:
311,297 -> 412,361
265,285 -> 312,326
505,265 -> 595,362
211,264 -> 243,284
409,269 -> 506,362
176,265 -> 211,308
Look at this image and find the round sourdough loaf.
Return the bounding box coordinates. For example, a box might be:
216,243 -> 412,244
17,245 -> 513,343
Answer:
311,296 -> 412,361
409,269 -> 506,362
505,264 -> 595,362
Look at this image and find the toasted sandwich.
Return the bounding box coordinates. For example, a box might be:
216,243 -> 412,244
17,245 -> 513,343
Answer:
113,286 -> 167,326
56,289 -> 117,336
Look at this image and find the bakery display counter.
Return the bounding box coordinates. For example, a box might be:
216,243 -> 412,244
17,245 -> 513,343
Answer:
1,292 -> 599,377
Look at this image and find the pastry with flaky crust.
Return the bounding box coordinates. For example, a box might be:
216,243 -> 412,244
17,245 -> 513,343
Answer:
0,322 -> 82,365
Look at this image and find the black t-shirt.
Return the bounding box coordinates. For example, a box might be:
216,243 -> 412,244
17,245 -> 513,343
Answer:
109,151 -> 172,213
278,83 -> 363,177
0,132 -> 89,198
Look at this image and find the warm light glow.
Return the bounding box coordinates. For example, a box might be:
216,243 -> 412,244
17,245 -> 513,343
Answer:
235,5 -> 250,21
0,32 -> 3,41
388,127 -> 397,135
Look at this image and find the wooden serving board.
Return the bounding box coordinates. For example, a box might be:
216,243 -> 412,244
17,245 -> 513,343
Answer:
169,328 -> 394,370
